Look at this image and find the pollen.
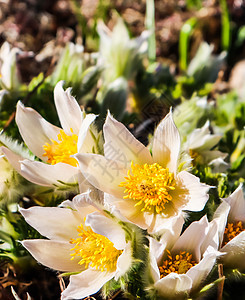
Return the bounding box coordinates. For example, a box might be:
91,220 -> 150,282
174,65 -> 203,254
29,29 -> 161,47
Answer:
222,221 -> 244,247
159,249 -> 197,278
119,162 -> 175,214
70,223 -> 123,272
43,129 -> 78,167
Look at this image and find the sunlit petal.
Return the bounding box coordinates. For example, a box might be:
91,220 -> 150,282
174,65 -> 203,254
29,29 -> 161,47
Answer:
16,101 -> 60,161
54,81 -> 83,135
22,240 -> 83,272
152,110 -> 180,173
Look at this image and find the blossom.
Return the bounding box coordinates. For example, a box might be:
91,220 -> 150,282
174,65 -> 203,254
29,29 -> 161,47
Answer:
148,215 -> 218,300
186,120 -> 227,166
0,42 -> 21,91
97,18 -> 150,82
1,81 -> 97,189
212,184 -> 245,271
47,42 -> 98,87
75,110 -> 210,232
20,192 -> 132,300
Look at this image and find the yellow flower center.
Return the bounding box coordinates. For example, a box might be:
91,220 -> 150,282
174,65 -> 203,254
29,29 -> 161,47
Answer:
43,129 -> 78,167
70,223 -> 123,272
222,221 -> 244,247
119,162 -> 175,214
159,250 -> 197,278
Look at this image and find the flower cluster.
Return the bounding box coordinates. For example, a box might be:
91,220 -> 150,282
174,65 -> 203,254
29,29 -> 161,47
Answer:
3,80 -> 244,300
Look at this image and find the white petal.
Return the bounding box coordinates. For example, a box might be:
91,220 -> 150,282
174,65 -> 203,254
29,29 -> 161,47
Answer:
54,81 -> 83,135
75,153 -> 126,198
22,240 -> 83,272
19,206 -> 81,241
104,193 -> 154,229
85,212 -> 126,249
152,110 -> 180,173
176,171 -> 210,212
213,200 -> 230,246
149,252 -> 161,283
220,231 -> 245,270
186,252 -> 216,292
20,160 -> 79,187
1,146 -> 23,174
200,219 -> 219,254
154,273 -> 192,299
224,184 -> 245,223
115,243 -> 132,279
152,214 -> 184,246
72,192 -> 101,216
61,269 -> 114,300
16,101 -> 60,160
103,112 -> 152,168
172,216 -> 209,262
188,121 -> 222,151
149,236 -> 166,264
77,114 -> 97,153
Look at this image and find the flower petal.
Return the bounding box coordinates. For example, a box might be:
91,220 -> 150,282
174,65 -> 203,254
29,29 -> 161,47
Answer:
154,273 -> 192,300
152,110 -> 180,173
20,160 -> 79,187
200,219 -> 219,254
172,216 -> 209,262
61,269 -> 114,300
151,213 -> 184,244
71,192 -> 101,216
220,231 -> 245,270
149,251 -> 161,282
77,113 -> 97,153
149,236 -> 166,264
22,240 -> 83,272
19,206 -> 81,241
85,212 -> 126,249
54,81 -> 83,135
188,121 -> 222,151
103,112 -> 152,168
75,153 -> 126,198
1,146 -> 23,174
115,243 -> 132,279
213,200 -> 230,246
224,184 -> 245,223
104,193 -> 154,230
16,101 -> 60,161
176,171 -> 210,212
186,252 -> 216,293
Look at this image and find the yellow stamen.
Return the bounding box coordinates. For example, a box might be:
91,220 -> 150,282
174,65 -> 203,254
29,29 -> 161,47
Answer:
159,249 -> 197,278
119,162 -> 175,214
222,221 -> 244,247
189,149 -> 198,159
43,129 -> 78,166
70,223 -> 122,272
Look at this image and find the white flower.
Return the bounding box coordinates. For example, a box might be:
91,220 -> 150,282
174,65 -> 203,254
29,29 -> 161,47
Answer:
97,18 -> 150,82
212,184 -> 245,270
0,42 -> 21,91
148,215 -> 218,300
1,81 -> 97,189
75,110 -> 210,232
186,120 -> 227,166
20,192 -> 132,300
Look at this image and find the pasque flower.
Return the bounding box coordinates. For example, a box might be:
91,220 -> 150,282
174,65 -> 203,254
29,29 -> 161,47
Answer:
75,110 -> 210,232
186,121 -> 227,166
1,81 -> 97,188
148,215 -> 218,300
20,192 -> 132,300
212,184 -> 245,271
0,42 -> 21,91
97,18 -> 150,82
